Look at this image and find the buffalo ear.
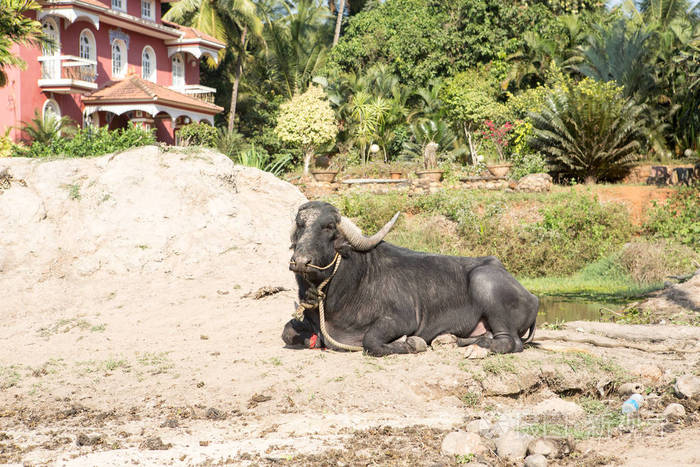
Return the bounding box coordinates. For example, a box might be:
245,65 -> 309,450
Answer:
334,234 -> 353,257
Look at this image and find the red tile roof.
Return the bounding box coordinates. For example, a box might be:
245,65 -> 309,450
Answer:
162,20 -> 225,47
83,75 -> 223,114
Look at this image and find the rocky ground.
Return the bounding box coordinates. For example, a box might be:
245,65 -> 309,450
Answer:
1,147 -> 698,466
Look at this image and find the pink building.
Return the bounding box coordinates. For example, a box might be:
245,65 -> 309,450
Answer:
0,0 -> 225,144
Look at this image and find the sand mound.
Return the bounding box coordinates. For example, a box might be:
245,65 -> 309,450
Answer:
0,146 -> 306,317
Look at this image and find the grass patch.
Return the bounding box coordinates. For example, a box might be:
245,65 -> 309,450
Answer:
76,358 -> 130,375
136,352 -> 173,375
0,365 -> 22,389
558,352 -> 628,383
38,318 -> 106,337
522,396 -> 628,440
461,391 -> 480,407
61,183 -> 81,200
481,354 -> 518,375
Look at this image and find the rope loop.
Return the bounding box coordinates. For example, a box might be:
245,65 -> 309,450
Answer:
291,253 -> 363,352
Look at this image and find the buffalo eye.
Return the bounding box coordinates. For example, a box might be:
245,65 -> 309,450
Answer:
323,223 -> 335,231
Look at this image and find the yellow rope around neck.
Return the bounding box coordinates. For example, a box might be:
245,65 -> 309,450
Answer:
293,253 -> 364,352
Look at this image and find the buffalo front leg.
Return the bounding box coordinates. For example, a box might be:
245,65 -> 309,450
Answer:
282,318 -> 319,348
362,316 -> 426,357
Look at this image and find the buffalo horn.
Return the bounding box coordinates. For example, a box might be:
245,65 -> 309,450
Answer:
338,212 -> 400,251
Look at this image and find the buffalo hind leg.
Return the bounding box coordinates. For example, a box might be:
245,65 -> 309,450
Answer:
362,316 -> 421,357
282,318 -> 316,348
483,331 -> 524,354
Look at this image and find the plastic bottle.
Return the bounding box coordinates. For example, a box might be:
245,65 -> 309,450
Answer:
621,393 -> 643,414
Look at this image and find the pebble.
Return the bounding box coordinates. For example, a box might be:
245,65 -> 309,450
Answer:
466,344 -> 490,359
524,453 -> 548,467
407,335 -> 428,353
431,334 -> 458,349
662,403 -> 686,422
527,438 -> 557,458
495,430 -> 532,460
531,397 -> 585,420
440,431 -> 487,456
465,418 -> 492,436
618,382 -> 644,396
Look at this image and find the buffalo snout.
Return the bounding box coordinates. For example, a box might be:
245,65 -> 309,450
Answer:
289,253 -> 311,272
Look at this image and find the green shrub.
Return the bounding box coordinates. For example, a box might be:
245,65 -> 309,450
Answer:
510,152 -> 547,179
643,188 -> 700,250
529,78 -> 646,182
178,122 -> 218,147
326,189 -> 633,277
0,130 -> 12,157
12,123 -> 155,158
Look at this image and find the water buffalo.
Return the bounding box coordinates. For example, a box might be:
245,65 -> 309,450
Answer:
282,201 -> 538,356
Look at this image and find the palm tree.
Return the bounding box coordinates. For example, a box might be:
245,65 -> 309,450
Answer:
261,0 -> 333,99
21,110 -> 75,144
163,0 -> 263,131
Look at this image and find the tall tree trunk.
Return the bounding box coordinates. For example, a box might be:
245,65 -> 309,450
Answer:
332,0 -> 345,46
228,26 -> 248,132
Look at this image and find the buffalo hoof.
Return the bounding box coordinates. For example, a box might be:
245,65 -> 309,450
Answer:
407,336 -> 428,353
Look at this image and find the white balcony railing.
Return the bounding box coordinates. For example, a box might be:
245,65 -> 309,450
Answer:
170,84 -> 216,105
38,55 -> 98,89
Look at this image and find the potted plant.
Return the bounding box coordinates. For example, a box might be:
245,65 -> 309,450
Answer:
311,153 -> 346,183
415,141 -> 443,181
482,120 -> 513,177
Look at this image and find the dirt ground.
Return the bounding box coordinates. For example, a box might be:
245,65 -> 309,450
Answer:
1,149 -> 698,466
594,185 -> 675,225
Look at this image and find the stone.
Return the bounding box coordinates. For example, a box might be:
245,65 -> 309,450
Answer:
465,418 -> 492,436
524,454 -> 548,467
618,382 -> 644,396
407,336 -> 428,353
662,403 -> 686,422
466,344 -> 489,359
674,375 -> 700,399
495,430 -> 532,460
516,173 -> 552,193
531,397 -> 585,421
431,334 -> 458,349
440,431 -> 487,456
527,438 -> 558,458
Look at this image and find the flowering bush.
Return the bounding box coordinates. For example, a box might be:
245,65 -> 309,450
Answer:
480,120 -> 513,161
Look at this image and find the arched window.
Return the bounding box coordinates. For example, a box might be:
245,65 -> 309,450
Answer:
41,18 -> 60,80
141,0 -> 154,20
141,46 -> 156,82
43,99 -> 61,120
111,39 -> 127,79
79,29 -> 96,82
171,53 -> 184,87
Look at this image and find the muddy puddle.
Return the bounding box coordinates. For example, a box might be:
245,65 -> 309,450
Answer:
537,295 -> 619,323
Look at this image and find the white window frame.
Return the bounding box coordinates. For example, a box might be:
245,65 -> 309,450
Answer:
43,99 -> 61,120
141,46 -> 156,82
141,0 -> 154,20
111,39 -> 127,79
171,53 -> 184,87
111,0 -> 126,12
79,29 -> 96,61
